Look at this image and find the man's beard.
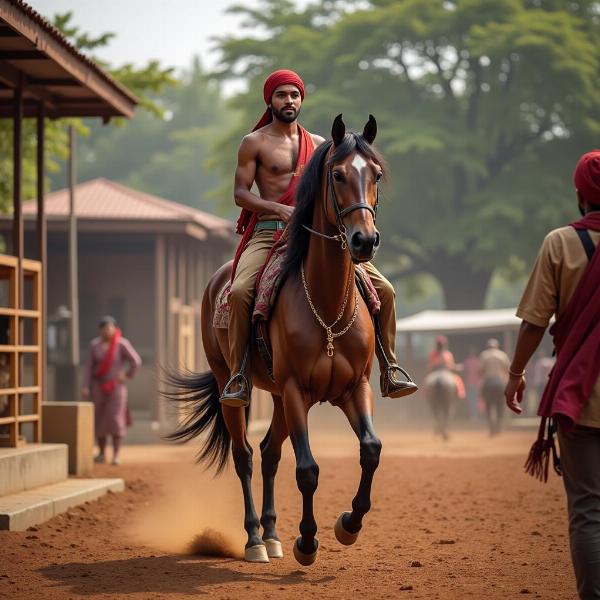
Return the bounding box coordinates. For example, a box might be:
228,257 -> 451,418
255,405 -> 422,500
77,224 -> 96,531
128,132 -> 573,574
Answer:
272,105 -> 300,123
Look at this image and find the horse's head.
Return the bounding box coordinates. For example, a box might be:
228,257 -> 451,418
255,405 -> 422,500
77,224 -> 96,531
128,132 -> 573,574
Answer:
327,114 -> 382,263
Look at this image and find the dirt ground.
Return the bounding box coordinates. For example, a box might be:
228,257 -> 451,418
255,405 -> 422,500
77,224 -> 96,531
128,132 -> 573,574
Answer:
0,429 -> 576,600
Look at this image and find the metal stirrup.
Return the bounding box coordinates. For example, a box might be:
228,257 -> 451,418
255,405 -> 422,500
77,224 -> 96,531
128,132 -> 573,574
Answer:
221,342 -> 252,404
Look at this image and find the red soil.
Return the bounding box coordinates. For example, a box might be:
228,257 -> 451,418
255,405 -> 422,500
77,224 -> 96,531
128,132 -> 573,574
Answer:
0,430 -> 575,599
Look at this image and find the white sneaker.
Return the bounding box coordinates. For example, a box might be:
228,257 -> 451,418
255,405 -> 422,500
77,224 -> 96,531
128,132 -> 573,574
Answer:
111,457 -> 121,466
94,453 -> 106,464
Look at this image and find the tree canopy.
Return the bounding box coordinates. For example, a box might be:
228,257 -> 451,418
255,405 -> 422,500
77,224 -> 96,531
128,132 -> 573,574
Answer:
0,12 -> 176,212
73,57 -> 228,213
213,0 -> 600,308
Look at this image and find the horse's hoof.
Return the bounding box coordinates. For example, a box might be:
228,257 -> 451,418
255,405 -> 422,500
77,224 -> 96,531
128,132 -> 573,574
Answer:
293,536 -> 318,566
244,544 -> 269,563
334,512 -> 360,546
264,538 -> 283,559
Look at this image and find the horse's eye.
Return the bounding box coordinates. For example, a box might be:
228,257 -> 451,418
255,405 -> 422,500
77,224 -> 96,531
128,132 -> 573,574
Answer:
332,171 -> 343,182
375,172 -> 383,182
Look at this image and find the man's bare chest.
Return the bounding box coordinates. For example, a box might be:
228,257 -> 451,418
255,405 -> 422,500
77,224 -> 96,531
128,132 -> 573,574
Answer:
257,139 -> 299,177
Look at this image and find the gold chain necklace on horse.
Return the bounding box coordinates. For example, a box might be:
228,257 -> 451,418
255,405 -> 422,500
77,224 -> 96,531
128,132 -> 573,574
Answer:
301,262 -> 359,358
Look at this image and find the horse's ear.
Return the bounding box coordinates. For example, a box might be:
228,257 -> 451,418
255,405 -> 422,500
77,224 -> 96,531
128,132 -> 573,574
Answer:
362,114 -> 377,145
331,114 -> 346,147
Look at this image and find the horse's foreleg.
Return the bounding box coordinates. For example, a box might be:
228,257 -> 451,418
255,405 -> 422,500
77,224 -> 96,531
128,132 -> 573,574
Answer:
283,383 -> 319,566
336,380 -> 382,546
259,395 -> 288,558
221,404 -> 268,563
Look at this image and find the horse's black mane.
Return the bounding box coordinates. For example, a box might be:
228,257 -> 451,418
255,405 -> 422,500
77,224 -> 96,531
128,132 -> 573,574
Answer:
283,132 -> 387,278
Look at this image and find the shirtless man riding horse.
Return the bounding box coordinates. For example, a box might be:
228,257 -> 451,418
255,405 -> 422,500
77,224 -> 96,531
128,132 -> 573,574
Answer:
222,69 -> 416,406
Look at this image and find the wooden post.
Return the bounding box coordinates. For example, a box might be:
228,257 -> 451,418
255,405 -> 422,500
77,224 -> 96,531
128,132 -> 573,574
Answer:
12,74 -> 23,445
37,102 -> 48,408
67,125 -> 80,397
12,74 -> 23,307
154,234 -> 165,423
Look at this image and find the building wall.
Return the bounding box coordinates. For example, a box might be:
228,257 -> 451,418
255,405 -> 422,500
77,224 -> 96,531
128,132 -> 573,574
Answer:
42,228 -> 234,421
45,231 -> 156,412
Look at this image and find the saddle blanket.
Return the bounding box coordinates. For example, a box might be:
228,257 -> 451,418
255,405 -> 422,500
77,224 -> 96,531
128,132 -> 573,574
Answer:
213,240 -> 381,329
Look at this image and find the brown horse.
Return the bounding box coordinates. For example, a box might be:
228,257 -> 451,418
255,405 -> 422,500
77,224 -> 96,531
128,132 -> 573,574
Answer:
166,114 -> 385,566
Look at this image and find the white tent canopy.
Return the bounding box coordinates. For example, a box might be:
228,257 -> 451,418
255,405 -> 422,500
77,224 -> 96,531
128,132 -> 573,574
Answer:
396,308 -> 521,335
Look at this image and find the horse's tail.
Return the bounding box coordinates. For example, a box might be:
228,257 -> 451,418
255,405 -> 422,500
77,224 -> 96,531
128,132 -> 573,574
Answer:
162,369 -> 231,474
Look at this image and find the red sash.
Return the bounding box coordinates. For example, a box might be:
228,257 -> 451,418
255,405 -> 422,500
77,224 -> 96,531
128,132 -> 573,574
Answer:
525,213 -> 600,480
537,213 -> 600,427
95,328 -> 121,396
231,125 -> 314,280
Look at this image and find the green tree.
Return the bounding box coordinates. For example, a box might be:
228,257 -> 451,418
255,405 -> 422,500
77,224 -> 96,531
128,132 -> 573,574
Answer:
0,11 -> 176,211
213,0 -> 600,308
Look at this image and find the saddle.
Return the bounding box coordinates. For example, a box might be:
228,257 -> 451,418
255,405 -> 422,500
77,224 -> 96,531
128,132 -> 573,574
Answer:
213,234 -> 381,379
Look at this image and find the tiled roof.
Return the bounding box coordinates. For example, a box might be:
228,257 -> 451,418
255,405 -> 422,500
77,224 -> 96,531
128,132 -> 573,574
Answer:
23,178 -> 232,232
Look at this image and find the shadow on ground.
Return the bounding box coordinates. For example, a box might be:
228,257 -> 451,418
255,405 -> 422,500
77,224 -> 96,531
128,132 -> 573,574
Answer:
38,555 -> 336,596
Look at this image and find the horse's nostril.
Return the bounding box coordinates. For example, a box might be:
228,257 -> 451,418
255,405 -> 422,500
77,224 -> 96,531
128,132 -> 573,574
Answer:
374,232 -> 380,248
351,231 -> 363,249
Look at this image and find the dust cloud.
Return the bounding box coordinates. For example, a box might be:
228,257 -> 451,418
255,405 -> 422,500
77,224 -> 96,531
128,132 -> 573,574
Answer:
126,457 -> 245,559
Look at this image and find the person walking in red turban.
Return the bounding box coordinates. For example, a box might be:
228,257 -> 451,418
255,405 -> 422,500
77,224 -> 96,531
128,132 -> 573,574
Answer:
505,150 -> 600,599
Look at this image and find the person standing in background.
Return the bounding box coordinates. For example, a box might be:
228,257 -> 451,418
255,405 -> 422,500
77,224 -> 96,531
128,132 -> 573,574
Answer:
82,316 -> 141,465
463,347 -> 481,421
532,349 -> 556,414
479,338 -> 510,436
428,335 -> 466,400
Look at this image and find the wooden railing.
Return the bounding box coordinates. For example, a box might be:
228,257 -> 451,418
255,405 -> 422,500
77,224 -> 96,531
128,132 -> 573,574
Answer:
0,255 -> 42,447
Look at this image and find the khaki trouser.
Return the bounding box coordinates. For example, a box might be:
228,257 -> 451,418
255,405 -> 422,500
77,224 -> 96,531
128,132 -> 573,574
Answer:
558,425 -> 600,600
227,229 -> 398,374
362,260 -> 397,365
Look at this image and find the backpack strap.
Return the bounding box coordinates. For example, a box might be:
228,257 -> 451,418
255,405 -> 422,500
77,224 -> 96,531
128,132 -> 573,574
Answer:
575,229 -> 596,262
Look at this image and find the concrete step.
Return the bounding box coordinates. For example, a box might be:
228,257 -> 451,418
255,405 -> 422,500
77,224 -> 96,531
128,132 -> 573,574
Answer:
0,443 -> 68,496
0,477 -> 124,531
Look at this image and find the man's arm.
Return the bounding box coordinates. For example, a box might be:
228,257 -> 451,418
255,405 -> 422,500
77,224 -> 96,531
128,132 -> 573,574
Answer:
505,232 -> 558,414
234,135 -> 289,219
504,320 -> 547,414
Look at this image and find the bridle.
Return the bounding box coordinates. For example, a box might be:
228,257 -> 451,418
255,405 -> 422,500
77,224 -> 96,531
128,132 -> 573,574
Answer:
303,164 -> 379,251
300,155 -> 380,357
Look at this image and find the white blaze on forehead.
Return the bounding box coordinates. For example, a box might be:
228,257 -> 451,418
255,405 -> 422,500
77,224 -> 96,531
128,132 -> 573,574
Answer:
351,154 -> 368,173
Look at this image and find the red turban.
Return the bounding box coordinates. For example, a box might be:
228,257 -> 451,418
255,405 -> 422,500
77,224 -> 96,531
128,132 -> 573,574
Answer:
574,150 -> 600,205
252,69 -> 305,131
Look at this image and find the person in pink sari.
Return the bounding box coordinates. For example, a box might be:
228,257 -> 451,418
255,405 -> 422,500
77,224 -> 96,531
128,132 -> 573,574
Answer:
82,316 -> 141,465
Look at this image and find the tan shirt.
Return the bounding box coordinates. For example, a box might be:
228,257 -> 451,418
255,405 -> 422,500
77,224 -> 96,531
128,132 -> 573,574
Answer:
517,225 -> 600,427
479,348 -> 510,383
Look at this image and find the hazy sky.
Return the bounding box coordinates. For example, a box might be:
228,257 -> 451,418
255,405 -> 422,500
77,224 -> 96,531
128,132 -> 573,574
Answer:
28,1 -> 309,72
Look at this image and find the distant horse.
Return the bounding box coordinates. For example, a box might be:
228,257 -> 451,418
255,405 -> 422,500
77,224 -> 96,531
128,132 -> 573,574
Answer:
166,115 -> 386,566
423,369 -> 458,441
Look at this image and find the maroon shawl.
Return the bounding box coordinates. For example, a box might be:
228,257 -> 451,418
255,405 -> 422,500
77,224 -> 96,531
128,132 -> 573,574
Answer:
526,212 -> 600,480
95,327 -> 121,396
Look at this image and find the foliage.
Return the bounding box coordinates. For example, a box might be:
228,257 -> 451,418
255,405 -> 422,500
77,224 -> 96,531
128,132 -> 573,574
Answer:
211,0 -> 600,307
73,57 -> 229,212
0,11 -> 175,212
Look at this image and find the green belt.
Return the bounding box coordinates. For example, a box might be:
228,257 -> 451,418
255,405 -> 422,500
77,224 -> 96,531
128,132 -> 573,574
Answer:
255,220 -> 286,231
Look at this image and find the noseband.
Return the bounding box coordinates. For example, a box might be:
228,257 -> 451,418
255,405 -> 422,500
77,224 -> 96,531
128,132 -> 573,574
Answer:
303,167 -> 379,250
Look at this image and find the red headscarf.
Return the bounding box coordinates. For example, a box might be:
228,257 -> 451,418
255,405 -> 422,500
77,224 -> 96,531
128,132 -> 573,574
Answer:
574,150 -> 600,205
252,69 -> 305,131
